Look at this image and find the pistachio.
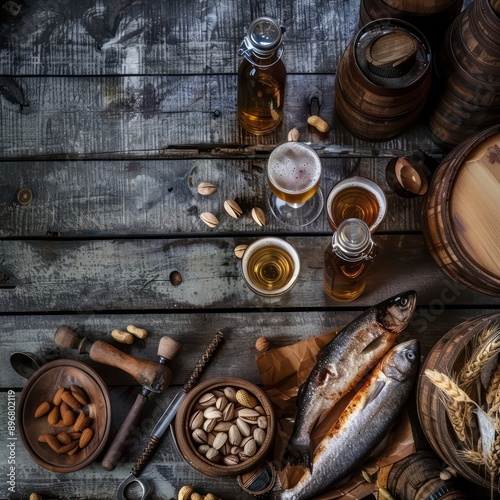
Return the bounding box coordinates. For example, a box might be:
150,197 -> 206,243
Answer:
204,407 -> 222,420
192,429 -> 208,444
189,410 -> 204,430
203,418 -> 217,433
251,207 -> 266,226
207,432 -> 216,447
237,408 -> 260,422
231,445 -> 242,455
255,406 -> 266,416
222,402 -> 235,421
224,199 -> 243,219
198,444 -> 210,455
197,182 -> 218,196
212,432 -> 228,450
223,454 -> 240,465
238,452 -> 251,461
199,393 -> 217,407
254,427 -> 266,446
243,438 -> 257,457
288,127 -> 300,142
213,421 -> 233,432
257,416 -> 268,429
236,418 -> 251,437
234,244 -> 248,259
216,396 -> 228,411
224,387 -> 238,403
206,447 -> 219,461
228,425 -> 242,446
200,212 -> 219,228
222,441 -> 232,456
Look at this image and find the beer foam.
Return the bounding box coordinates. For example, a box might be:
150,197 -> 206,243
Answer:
268,143 -> 321,193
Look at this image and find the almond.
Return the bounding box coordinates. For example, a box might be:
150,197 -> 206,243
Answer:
59,440 -> 79,454
79,428 -> 94,448
71,385 -> 88,405
34,402 -> 51,419
75,416 -> 93,432
44,434 -> 61,453
61,406 -> 75,426
47,406 -> 61,426
61,391 -> 81,410
38,433 -> 50,443
68,432 -> 82,440
56,433 -> 72,445
52,387 -> 66,406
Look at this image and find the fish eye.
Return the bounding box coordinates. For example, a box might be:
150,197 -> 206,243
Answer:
400,297 -> 409,307
406,351 -> 415,360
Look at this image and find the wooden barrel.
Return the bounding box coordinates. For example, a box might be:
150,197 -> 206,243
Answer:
421,124 -> 500,296
428,0 -> 500,149
335,19 -> 431,141
387,451 -> 468,499
359,0 -> 463,46
417,312 -> 500,488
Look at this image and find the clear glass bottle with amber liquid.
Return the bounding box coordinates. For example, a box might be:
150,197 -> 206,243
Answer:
324,218 -> 378,302
237,17 -> 286,135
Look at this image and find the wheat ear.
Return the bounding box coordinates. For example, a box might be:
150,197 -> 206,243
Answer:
487,362 -> 500,410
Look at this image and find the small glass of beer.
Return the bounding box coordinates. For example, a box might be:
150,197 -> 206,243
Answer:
326,176 -> 387,233
267,142 -> 324,226
241,237 -> 300,297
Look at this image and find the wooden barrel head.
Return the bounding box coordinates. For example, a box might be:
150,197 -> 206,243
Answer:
450,133 -> 500,281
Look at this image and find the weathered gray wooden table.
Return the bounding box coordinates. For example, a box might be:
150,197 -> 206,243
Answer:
0,0 -> 499,498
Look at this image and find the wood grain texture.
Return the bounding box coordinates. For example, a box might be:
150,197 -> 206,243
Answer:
0,157 -> 420,236
0,236 -> 499,313
0,74 -> 439,158
0,0 -> 358,75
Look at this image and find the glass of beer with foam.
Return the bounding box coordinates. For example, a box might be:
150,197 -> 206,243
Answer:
267,142 -> 324,226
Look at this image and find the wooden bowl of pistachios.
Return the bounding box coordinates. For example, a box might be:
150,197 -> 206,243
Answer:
174,377 -> 276,477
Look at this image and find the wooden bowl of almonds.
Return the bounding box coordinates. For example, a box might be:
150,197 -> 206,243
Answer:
18,359 -> 111,473
174,377 -> 275,477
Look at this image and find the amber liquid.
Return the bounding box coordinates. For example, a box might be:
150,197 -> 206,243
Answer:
328,186 -> 380,230
246,244 -> 295,293
237,57 -> 286,135
323,246 -> 372,302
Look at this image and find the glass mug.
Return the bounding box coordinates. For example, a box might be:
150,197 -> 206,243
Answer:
241,237 -> 300,297
267,142 -> 324,227
326,176 -> 387,233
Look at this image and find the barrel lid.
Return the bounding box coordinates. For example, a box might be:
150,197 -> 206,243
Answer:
450,133 -> 500,280
355,19 -> 430,88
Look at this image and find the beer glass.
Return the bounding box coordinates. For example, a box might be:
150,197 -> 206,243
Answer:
326,176 -> 387,233
241,237 -> 300,297
267,142 -> 324,226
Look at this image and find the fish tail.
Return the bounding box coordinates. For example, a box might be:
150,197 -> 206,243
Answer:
281,438 -> 312,471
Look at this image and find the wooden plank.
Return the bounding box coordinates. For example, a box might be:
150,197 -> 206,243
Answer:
3,309 -> 500,389
0,75 -> 439,158
1,307 -> 498,499
0,0 -> 359,75
0,236 -> 499,313
0,157 -> 420,237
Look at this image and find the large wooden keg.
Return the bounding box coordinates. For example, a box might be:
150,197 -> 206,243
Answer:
359,0 -> 463,46
421,124 -> 500,296
335,19 -> 431,141
428,0 -> 500,148
387,451 -> 468,499
417,312 -> 500,488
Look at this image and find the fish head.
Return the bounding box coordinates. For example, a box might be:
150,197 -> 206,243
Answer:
381,339 -> 420,382
375,291 -> 417,334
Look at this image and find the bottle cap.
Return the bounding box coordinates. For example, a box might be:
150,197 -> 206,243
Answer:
245,17 -> 284,56
334,219 -> 372,256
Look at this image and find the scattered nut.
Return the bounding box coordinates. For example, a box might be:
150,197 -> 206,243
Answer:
307,115 -> 330,133
178,485 -> 194,500
236,389 -> 258,409
197,182 -> 218,196
224,199 -> 243,219
200,212 -> 219,228
251,207 -> 266,226
111,329 -> 134,344
287,127 -> 300,142
126,325 -> 148,339
34,402 -> 51,419
255,336 -> 271,352
234,244 -> 248,259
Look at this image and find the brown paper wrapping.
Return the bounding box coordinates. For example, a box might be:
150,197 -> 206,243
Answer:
255,330 -> 416,499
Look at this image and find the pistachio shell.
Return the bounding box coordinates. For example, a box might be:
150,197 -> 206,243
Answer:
213,421 -> 233,432
229,425 -> 242,446
224,387 -> 238,403
251,207 -> 266,226
287,127 -> 300,142
222,402 -> 235,421
197,182 -> 218,195
234,244 -> 248,259
199,393 -> 216,407
243,438 -> 257,457
206,447 -> 219,460
223,454 -> 240,465
257,416 -> 268,429
204,407 -> 222,420
216,396 -> 228,411
192,429 -> 208,444
224,199 -> 243,219
212,432 -> 228,450
189,410 -> 204,430
236,418 -> 251,437
254,427 -> 266,446
200,212 -> 219,228
203,418 -> 217,433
